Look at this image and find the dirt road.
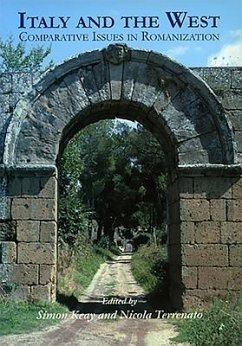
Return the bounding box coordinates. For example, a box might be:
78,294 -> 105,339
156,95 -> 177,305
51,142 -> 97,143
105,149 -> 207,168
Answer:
0,254 -> 188,346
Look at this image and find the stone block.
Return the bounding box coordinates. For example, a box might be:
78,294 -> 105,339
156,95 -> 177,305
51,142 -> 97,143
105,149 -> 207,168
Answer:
18,242 -> 56,264
179,178 -> 193,199
180,199 -> 210,221
228,268 -> 242,289
229,245 -> 242,266
39,176 -> 57,199
11,198 -> 56,221
21,177 -> 40,196
227,200 -> 242,221
31,284 -> 52,301
0,197 -> 11,220
39,265 -> 56,285
198,267 -> 229,289
195,222 -> 221,244
182,266 -> 197,289
109,63 -> 123,100
194,177 -> 233,199
231,69 -> 242,89
210,199 -> 226,221
182,244 -> 228,266
12,73 -> 33,93
8,176 -> 22,197
183,289 -> 229,309
40,222 -> 57,243
11,264 -> 38,285
227,110 -> 242,131
232,178 -> 242,199
0,263 -> 12,282
221,222 -> 242,244
0,221 -> 16,241
17,221 -> 40,242
11,285 -> 31,300
0,241 -> 16,263
180,222 -> 195,244
221,90 -> 242,110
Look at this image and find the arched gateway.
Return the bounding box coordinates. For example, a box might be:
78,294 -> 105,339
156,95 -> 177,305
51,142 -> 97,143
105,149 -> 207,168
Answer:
0,44 -> 242,309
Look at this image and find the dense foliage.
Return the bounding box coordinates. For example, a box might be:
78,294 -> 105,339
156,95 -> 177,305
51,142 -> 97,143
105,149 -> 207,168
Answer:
58,120 -> 167,248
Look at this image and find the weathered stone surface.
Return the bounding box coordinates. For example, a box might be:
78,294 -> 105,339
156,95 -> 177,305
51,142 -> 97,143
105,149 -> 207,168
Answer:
11,285 -> 31,300
18,243 -> 56,264
182,244 -> 228,266
21,177 -> 40,196
8,176 -> 22,197
179,178 -> 193,198
180,222 -> 195,244
195,222 -> 220,244
0,241 -> 16,263
11,264 -> 38,285
227,200 -> 242,221
0,197 -> 11,220
182,267 -> 197,289
183,289 -> 229,309
1,53 -> 242,307
232,178 -> 242,199
198,267 -> 242,290
221,222 -> 242,244
229,245 -> 242,266
231,69 -> 242,89
180,199 -> 210,221
193,177 -> 233,199
17,221 -> 40,242
40,222 -> 57,243
0,221 -> 16,241
210,199 -> 226,221
198,267 -> 229,289
11,198 -> 56,220
39,264 -> 56,285
39,176 -> 57,199
31,284 -> 52,301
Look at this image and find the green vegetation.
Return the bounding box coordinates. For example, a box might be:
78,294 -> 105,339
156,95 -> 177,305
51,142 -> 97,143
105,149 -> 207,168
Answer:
173,293 -> 242,346
0,300 -> 68,336
58,241 -> 120,298
59,120 -> 167,248
0,36 -> 53,72
131,244 -> 168,294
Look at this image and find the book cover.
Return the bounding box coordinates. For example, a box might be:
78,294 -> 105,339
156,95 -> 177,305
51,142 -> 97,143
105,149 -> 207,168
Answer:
0,0 -> 242,345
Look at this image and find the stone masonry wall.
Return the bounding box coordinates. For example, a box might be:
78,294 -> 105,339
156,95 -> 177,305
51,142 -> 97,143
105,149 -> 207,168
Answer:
0,171 -> 57,301
178,169 -> 242,308
0,65 -> 242,307
192,67 -> 242,162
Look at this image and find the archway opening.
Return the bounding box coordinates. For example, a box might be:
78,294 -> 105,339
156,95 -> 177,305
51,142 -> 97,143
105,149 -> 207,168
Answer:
56,113 -> 178,313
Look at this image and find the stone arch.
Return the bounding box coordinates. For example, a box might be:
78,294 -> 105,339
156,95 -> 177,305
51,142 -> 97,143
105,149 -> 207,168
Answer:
3,45 -> 236,167
1,45 -> 242,309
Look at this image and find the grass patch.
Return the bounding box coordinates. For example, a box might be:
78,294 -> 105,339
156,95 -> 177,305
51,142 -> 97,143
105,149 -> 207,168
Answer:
131,244 -> 168,294
0,299 -> 68,336
58,244 -> 119,298
173,292 -> 242,346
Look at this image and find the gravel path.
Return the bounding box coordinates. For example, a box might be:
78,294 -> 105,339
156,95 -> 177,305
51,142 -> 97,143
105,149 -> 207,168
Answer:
0,254 -> 189,346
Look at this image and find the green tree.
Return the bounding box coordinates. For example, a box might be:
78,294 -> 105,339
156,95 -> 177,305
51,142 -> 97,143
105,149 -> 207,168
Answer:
0,36 -> 53,72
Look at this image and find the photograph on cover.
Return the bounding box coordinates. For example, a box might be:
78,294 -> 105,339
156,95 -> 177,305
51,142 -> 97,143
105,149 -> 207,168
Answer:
0,0 -> 242,345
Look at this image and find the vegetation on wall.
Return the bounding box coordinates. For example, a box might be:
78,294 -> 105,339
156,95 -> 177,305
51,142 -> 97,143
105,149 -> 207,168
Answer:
0,36 -> 53,72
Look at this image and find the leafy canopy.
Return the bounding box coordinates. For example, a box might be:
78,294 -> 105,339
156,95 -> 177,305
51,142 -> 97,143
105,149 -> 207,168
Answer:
0,36 -> 53,72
